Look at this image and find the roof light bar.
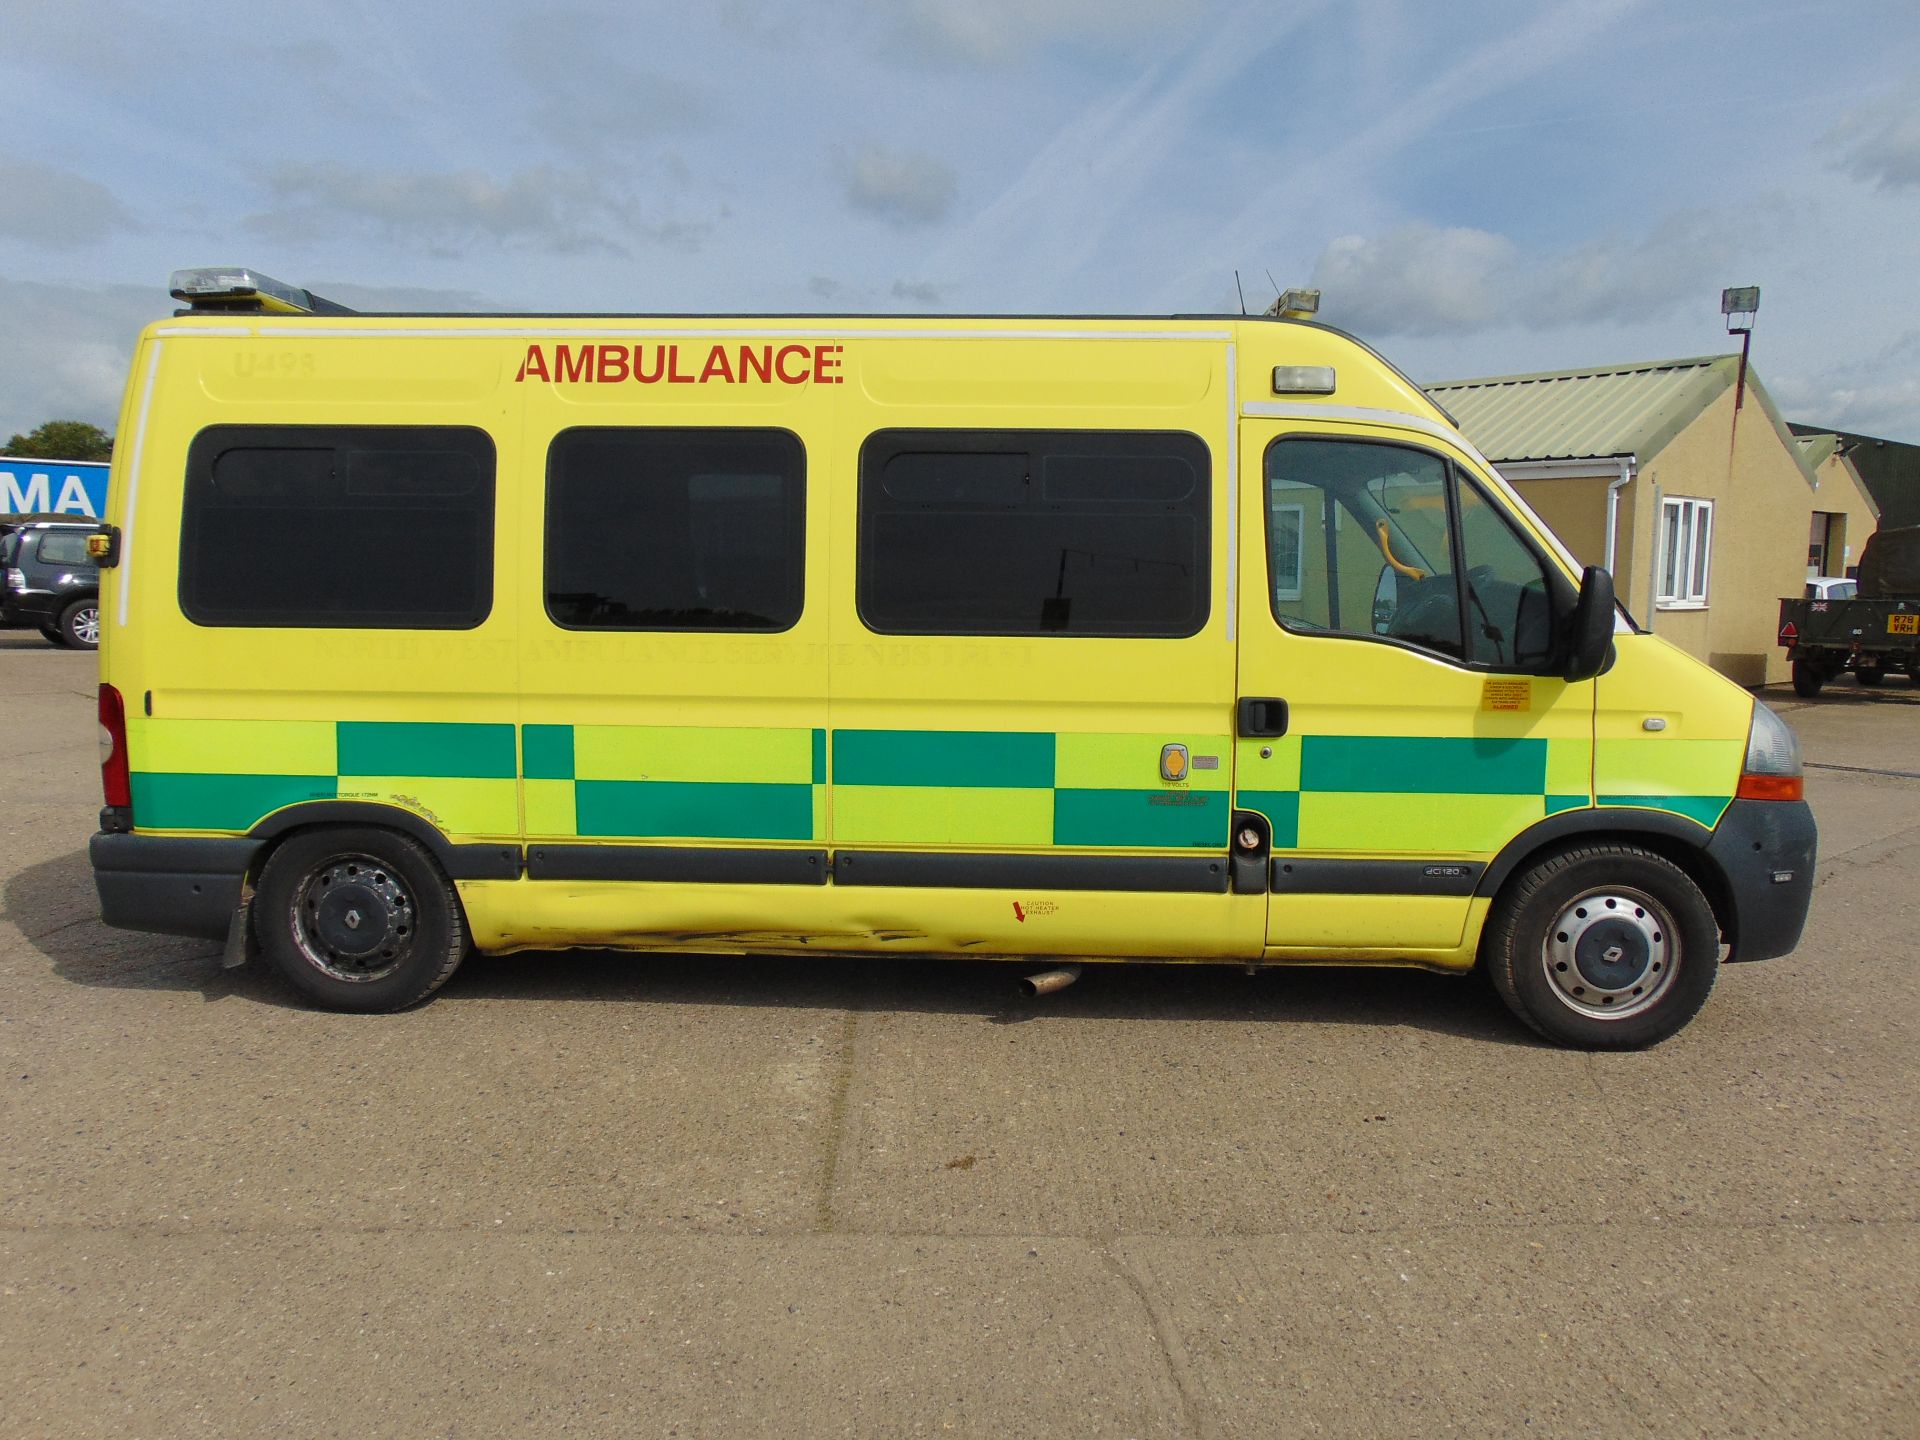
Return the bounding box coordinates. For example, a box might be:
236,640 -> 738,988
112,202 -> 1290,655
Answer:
1270,288 -> 1321,320
168,267 -> 355,316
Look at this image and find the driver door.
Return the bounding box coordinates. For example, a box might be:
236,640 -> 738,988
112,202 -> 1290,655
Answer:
1233,424 -> 1596,956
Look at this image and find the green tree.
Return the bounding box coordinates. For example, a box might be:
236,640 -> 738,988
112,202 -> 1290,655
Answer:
3,420 -> 114,461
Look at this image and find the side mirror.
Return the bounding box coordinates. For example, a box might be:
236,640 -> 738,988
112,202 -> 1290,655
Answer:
1563,565 -> 1615,681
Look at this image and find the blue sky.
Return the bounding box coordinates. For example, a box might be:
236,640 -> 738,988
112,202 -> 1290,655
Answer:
4,0 -> 1919,441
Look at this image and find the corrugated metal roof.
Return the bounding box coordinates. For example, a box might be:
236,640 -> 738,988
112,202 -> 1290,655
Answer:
1426,355 -> 1738,464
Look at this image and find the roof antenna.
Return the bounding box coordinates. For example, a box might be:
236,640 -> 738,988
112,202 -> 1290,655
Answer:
1265,269 -> 1282,306
1234,271 -> 1247,315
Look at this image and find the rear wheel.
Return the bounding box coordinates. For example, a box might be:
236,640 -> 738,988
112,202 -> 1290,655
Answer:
252,827 -> 470,1012
1791,659 -> 1824,697
1484,845 -> 1720,1049
38,625 -> 62,645
57,597 -> 99,650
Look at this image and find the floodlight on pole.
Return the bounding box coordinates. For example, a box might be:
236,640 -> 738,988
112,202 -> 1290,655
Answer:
1722,285 -> 1760,411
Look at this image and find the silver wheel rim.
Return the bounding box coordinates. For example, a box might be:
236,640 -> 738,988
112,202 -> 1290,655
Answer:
73,606 -> 99,645
289,853 -> 416,984
1541,885 -> 1679,1020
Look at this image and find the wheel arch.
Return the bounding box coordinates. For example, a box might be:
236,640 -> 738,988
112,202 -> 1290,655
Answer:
1476,809 -> 1736,953
245,802 -> 520,885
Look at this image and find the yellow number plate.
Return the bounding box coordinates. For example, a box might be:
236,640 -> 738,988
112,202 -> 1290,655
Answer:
1889,613 -> 1919,635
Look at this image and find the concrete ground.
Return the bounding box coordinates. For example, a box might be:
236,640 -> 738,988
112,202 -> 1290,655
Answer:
1,632 -> 1913,1438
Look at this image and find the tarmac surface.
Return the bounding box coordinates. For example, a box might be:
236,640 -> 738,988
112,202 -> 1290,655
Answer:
1,631 -> 1914,1438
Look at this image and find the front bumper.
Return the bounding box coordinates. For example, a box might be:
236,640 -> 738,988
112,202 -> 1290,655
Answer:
91,832 -> 263,940
1705,798 -> 1818,963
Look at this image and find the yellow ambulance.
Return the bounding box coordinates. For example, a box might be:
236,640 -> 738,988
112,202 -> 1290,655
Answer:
87,268 -> 1815,1047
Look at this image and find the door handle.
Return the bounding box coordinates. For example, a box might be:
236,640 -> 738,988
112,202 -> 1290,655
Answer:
1238,696 -> 1289,737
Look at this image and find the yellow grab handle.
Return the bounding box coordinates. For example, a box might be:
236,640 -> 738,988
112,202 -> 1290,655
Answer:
1375,519 -> 1426,581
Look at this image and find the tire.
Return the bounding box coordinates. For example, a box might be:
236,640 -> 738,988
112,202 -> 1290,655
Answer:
1791,659 -> 1824,698
252,827 -> 470,1012
38,625 -> 62,645
1856,663 -> 1886,687
1483,844 -> 1720,1049
57,597 -> 100,650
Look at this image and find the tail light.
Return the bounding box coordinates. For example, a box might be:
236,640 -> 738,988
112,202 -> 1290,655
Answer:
1735,701 -> 1803,801
99,683 -> 131,809
1777,620 -> 1797,649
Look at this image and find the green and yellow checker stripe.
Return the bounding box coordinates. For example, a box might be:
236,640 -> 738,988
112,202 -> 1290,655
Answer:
1595,737 -> 1744,829
127,718 -> 518,835
1234,733 -> 1599,853
126,718 -> 1737,852
527,724 -> 825,841
830,729 -> 1231,848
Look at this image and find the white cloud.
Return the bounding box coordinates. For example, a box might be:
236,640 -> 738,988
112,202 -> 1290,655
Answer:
1825,84 -> 1920,191
247,163 -> 642,257
1311,210 -> 1748,337
0,157 -> 137,247
1773,331 -> 1920,442
881,0 -> 1212,64
838,146 -> 958,226
0,279 -> 156,438
513,10 -> 712,153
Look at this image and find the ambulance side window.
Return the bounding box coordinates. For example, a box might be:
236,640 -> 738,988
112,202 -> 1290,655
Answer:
1455,479 -> 1555,669
858,429 -> 1209,637
180,425 -> 495,629
1264,438 -> 1561,672
1265,439 -> 1463,660
545,427 -> 805,632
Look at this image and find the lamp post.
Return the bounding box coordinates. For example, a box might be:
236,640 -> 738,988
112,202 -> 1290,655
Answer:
1722,286 -> 1760,411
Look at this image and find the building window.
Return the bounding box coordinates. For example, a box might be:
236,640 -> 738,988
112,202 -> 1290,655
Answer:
1658,497 -> 1713,607
545,427 -> 805,632
857,429 -> 1209,637
180,425 -> 495,629
1270,502 -> 1304,602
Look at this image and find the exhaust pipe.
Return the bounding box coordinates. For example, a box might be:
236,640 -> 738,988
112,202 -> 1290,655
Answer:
1020,964 -> 1082,997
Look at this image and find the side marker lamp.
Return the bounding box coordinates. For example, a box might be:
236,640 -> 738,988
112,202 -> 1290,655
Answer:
1272,366 -> 1336,395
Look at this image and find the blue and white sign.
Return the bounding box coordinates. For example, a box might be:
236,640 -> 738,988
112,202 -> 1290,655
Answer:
0,458 -> 109,518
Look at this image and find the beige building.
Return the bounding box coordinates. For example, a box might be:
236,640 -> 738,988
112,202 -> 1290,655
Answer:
1427,354 -> 1856,687
1794,432 -> 1880,580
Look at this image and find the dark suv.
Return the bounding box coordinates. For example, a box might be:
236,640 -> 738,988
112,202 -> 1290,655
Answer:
1,519 -> 101,649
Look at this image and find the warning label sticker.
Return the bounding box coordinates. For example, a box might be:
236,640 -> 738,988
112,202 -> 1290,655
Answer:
1481,678 -> 1532,712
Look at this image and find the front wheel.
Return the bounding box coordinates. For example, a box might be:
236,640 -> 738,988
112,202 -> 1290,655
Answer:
1791,659 -> 1824,698
252,827 -> 470,1012
1483,845 -> 1720,1049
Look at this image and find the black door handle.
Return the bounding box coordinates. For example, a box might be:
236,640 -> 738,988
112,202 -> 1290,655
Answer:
1238,696 -> 1289,737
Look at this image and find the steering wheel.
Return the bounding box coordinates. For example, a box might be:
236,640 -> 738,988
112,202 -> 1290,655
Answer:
1386,578 -> 1459,646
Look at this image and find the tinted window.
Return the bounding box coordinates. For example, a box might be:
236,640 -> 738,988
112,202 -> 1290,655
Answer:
35,531 -> 94,566
1266,439 -> 1462,659
1456,479 -> 1554,669
545,428 -> 804,632
859,429 -> 1209,637
1263,438 -> 1560,671
180,426 -> 494,628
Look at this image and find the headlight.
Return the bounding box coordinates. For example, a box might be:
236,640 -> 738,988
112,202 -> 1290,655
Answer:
1737,701 -> 1804,800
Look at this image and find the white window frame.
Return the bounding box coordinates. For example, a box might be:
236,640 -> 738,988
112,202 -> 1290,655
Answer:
1271,500 -> 1305,602
1657,496 -> 1713,608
